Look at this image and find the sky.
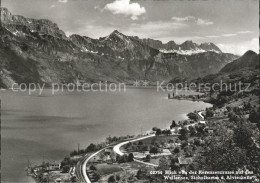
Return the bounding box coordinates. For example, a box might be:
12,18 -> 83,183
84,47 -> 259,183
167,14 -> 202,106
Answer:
2,0 -> 259,55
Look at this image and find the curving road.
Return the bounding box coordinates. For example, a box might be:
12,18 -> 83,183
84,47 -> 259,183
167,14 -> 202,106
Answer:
76,147 -> 111,183
78,111 -> 206,182
113,134 -> 156,156
75,154 -> 89,182
113,111 -> 206,167
198,111 -> 205,120
113,133 -> 159,167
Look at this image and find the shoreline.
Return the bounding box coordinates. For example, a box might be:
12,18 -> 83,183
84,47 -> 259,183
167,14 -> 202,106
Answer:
27,93 -> 212,182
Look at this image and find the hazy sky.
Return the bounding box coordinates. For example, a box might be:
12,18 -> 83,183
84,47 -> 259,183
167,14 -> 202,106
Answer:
2,0 -> 259,55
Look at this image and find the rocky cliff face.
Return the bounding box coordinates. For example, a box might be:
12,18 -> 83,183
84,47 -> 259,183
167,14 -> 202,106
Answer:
141,38 -> 178,50
0,7 -> 239,88
1,7 -> 66,39
200,42 -> 222,52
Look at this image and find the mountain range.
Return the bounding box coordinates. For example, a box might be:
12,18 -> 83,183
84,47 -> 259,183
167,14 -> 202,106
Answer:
0,7 -> 241,87
141,39 -> 222,55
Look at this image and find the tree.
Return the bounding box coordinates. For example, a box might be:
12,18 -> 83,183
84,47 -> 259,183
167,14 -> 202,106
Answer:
181,141 -> 188,149
166,130 -> 172,136
41,177 -> 48,183
195,124 -> 206,136
187,112 -> 199,121
156,129 -> 162,136
137,169 -> 147,180
90,165 -> 97,171
116,175 -> 120,181
138,141 -> 143,145
71,176 -> 77,182
170,158 -> 180,171
116,154 -> 128,163
194,138 -> 201,146
184,147 -> 192,157
206,110 -> 214,118
108,175 -> 116,183
149,147 -> 159,154
62,165 -> 70,173
215,95 -> 229,107
145,155 -> 151,162
183,120 -> 189,125
70,150 -> 78,157
226,106 -> 231,112
162,130 -> 167,135
86,143 -> 96,153
179,128 -> 189,140
249,109 -> 260,124
228,112 -> 240,122
233,122 -> 253,149
170,120 -> 177,129
111,136 -> 119,142
61,157 -> 75,168
92,172 -> 100,182
199,135 -> 247,171
127,153 -> 134,162
189,126 -> 196,136
106,136 -> 112,144
152,127 -> 158,131
173,147 -> 180,154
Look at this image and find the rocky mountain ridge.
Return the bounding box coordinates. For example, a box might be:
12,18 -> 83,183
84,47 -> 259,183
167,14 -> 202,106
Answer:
191,50 -> 259,86
0,7 -> 239,88
141,39 -> 222,55
220,50 -> 259,73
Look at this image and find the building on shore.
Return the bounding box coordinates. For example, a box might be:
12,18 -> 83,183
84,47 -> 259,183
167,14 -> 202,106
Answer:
46,162 -> 61,171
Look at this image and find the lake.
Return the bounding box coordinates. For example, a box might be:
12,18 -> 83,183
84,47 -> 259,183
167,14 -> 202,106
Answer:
1,88 -> 212,182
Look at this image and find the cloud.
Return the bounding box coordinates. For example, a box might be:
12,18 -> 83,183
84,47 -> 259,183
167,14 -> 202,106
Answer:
171,16 -> 213,26
50,4 -> 56,8
221,33 -> 237,37
197,18 -> 213,25
104,0 -> 146,20
206,31 -> 255,41
58,0 -> 68,3
171,16 -> 195,22
217,38 -> 258,55
205,35 -> 220,38
207,31 -> 254,39
237,30 -> 254,34
94,6 -> 100,10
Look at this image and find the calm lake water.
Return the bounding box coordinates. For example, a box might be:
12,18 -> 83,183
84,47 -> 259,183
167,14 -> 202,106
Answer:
1,88 -> 211,182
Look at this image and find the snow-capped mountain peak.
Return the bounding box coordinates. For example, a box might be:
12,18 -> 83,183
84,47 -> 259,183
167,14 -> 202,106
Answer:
140,37 -> 222,55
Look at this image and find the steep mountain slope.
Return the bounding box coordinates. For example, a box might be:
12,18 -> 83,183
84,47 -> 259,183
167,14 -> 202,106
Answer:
192,51 -> 259,86
0,7 -> 238,87
1,7 -> 66,39
220,50 -> 259,73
